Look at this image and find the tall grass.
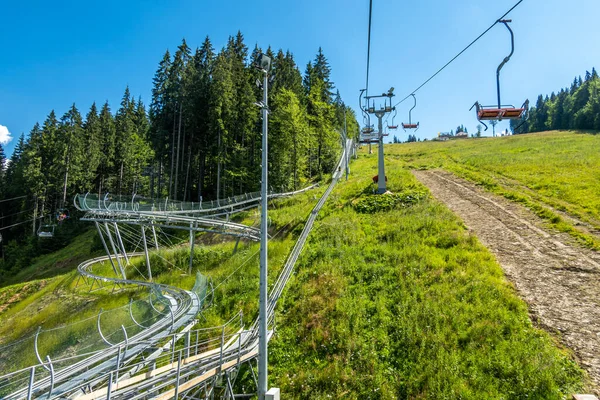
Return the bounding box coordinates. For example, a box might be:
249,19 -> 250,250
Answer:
393,131 -> 600,249
268,152 -> 585,399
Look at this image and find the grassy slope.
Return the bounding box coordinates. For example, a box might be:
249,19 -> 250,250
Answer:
394,130 -> 600,249
269,149 -> 585,399
1,229 -> 100,288
0,187 -> 326,374
0,135 -> 590,396
0,229 -> 141,373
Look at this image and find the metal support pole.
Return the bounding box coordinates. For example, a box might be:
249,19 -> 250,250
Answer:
375,111 -> 386,194
151,224 -> 159,251
186,330 -> 191,359
104,223 -> 126,279
344,108 -> 349,181
106,371 -> 113,400
219,326 -> 225,374
188,223 -> 195,275
95,221 -> 118,276
141,226 -> 152,281
174,350 -> 182,399
26,366 -> 35,400
258,62 -> 269,400
113,223 -> 129,265
115,345 -> 122,383
233,237 -> 241,255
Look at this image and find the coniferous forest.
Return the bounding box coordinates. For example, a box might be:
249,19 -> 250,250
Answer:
511,67 -> 600,133
0,33 -> 359,273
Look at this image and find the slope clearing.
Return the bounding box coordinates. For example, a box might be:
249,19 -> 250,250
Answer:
394,130 -> 600,249
269,148 -> 586,398
0,135 -> 591,397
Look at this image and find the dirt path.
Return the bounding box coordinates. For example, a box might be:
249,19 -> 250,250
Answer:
413,169 -> 600,392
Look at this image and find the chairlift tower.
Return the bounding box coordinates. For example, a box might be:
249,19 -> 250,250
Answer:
362,88 -> 395,194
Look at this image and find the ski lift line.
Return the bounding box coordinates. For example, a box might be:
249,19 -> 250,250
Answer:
0,216 -> 43,231
0,208 -> 35,221
0,195 -> 28,204
392,0 -> 525,109
365,0 -> 373,97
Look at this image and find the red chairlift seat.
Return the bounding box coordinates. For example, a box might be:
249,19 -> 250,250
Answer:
477,106 -> 526,120
402,123 -> 419,130
388,125 -> 398,130
470,20 -> 529,131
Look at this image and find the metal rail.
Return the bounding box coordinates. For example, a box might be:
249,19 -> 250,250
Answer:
0,141 -> 351,399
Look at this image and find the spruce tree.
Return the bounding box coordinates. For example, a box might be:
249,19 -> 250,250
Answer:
82,103 -> 102,192
57,104 -> 84,206
149,50 -> 172,197
98,102 -> 116,195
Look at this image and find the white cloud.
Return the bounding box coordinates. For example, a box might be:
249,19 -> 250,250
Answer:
0,125 -> 12,145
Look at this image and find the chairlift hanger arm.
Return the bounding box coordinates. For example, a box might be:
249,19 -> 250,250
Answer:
496,19 -> 515,109
408,94 -> 416,125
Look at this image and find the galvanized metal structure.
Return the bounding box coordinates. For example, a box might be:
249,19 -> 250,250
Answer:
360,88 -> 395,194
0,140 -> 352,399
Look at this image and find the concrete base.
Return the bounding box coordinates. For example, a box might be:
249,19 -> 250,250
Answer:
266,388 -> 280,400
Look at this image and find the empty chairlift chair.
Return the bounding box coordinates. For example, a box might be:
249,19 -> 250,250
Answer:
360,126 -> 377,143
38,224 -> 55,238
387,108 -> 398,130
470,19 -> 529,130
401,94 -> 419,131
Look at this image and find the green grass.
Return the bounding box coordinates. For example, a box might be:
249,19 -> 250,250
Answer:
1,229 -> 102,288
391,130 -> 600,249
0,142 -> 589,396
268,151 -> 586,399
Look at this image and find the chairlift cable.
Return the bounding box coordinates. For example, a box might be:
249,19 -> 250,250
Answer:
392,0 -> 525,109
365,0 -> 373,97
0,216 -> 43,231
0,208 -> 35,221
0,195 -> 28,204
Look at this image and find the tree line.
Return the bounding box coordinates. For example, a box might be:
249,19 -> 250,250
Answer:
0,32 -> 358,260
511,68 -> 600,133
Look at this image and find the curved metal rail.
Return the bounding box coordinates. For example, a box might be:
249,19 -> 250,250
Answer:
0,141 -> 351,399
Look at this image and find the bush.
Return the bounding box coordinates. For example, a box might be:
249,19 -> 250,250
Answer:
353,189 -> 427,214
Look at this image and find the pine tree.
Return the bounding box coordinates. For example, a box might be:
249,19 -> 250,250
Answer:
57,104 -> 84,206
40,110 -> 60,206
149,49 -> 172,197
209,50 -> 235,200
270,89 -> 309,190
21,123 -> 46,233
192,37 -> 215,201
312,47 -> 334,102
82,103 -> 102,192
98,102 -> 116,195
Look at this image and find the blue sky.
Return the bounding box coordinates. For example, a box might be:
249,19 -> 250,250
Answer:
0,0 -> 598,156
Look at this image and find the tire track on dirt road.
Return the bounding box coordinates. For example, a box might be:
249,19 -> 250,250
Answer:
414,169 -> 600,392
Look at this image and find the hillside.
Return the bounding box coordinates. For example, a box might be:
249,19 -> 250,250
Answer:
397,131 -> 600,249
1,132 -> 595,397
